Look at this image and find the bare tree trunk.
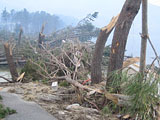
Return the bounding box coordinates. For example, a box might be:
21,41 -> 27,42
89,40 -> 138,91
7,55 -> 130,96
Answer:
4,43 -> 18,82
18,27 -> 23,46
91,15 -> 119,84
107,0 -> 142,86
140,0 -> 148,74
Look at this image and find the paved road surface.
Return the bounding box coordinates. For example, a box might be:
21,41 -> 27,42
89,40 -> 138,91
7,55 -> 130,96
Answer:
0,92 -> 57,120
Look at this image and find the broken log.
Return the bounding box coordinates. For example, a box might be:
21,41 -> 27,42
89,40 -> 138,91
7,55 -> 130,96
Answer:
0,76 -> 12,83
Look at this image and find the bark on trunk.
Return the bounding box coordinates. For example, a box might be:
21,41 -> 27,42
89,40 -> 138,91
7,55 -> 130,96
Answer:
4,43 -> 18,82
91,15 -> 119,84
107,0 -> 142,86
139,0 -> 148,74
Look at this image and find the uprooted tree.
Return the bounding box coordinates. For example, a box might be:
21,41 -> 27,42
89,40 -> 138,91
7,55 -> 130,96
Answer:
106,0 -> 142,87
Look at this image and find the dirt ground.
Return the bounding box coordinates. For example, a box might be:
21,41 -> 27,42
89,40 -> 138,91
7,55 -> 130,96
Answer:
0,82 -> 119,120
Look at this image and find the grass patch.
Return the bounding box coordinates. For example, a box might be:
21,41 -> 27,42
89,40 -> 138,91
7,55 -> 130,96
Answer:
123,73 -> 160,119
106,72 -> 160,119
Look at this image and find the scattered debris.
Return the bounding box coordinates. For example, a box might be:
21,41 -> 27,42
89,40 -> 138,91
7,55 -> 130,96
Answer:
2,82 -> 118,120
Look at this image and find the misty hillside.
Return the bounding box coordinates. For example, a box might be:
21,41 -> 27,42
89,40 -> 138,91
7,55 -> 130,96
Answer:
0,8 -> 78,35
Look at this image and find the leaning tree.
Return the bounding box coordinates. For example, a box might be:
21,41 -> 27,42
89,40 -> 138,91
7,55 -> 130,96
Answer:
106,0 -> 142,86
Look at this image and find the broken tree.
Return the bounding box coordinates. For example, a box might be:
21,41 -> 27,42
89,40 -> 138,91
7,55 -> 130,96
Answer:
107,0 -> 142,86
38,23 -> 46,48
18,27 -> 23,46
4,43 -> 18,82
91,15 -> 119,84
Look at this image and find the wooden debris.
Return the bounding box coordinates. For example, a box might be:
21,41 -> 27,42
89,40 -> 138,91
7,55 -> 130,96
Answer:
123,57 -> 140,68
63,76 -> 131,106
123,114 -> 130,119
17,72 -> 25,82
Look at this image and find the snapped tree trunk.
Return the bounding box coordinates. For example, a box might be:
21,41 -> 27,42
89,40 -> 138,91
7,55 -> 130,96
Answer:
107,0 -> 142,86
38,23 -> 46,48
4,43 -> 18,82
38,33 -> 45,48
139,0 -> 148,74
18,27 -> 23,46
91,15 -> 119,84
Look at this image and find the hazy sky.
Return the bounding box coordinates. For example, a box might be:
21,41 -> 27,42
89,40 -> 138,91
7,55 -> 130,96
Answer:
0,0 -> 125,23
0,0 -> 159,16
0,0 -> 125,17
0,0 -> 160,26
149,0 -> 160,5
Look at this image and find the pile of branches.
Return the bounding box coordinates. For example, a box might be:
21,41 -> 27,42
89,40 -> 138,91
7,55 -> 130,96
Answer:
21,40 -> 93,82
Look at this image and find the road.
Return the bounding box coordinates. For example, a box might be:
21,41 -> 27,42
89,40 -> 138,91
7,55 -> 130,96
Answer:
0,92 -> 57,120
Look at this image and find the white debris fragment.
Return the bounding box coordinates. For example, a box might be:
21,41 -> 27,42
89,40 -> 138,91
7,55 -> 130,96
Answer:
66,104 -> 80,110
51,82 -> 58,91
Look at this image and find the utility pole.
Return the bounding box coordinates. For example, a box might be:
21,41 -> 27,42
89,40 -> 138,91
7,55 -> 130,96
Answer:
140,0 -> 148,74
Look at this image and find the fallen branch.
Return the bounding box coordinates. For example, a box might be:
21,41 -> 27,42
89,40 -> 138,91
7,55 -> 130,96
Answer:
0,76 -> 12,83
